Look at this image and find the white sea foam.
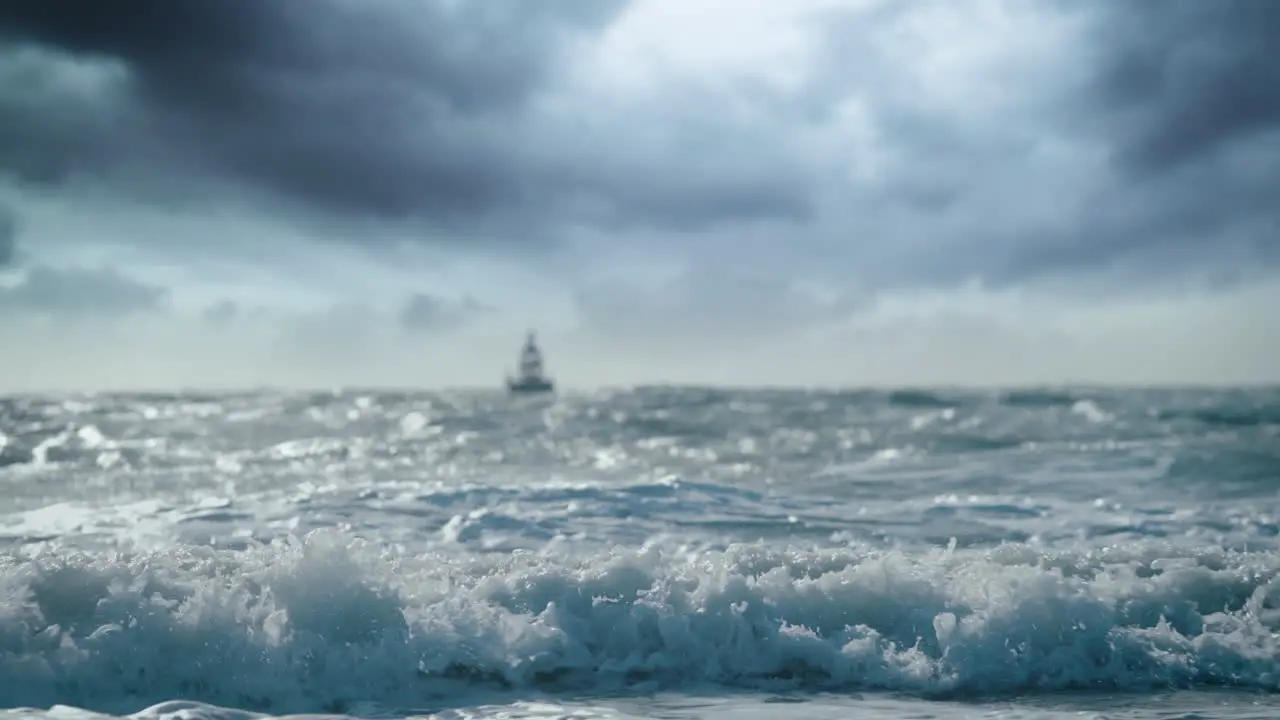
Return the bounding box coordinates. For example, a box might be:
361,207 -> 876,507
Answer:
2,531 -> 1280,716
0,387 -> 1277,719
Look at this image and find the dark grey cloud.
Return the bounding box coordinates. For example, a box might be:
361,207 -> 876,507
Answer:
559,0 -> 1280,332
194,294 -> 487,337
0,205 -> 164,317
1090,0 -> 1280,175
0,0 -> 612,219
0,264 -> 168,317
0,203 -> 15,267
0,0 -> 810,242
1,0 -> 1277,306
994,0 -> 1280,285
788,0 -> 1280,292
399,293 -> 489,334
200,299 -> 244,327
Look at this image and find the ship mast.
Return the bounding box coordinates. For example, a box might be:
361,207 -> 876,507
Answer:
519,330 -> 544,379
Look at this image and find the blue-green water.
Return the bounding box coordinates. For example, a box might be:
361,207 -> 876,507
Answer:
1,386 -> 1278,719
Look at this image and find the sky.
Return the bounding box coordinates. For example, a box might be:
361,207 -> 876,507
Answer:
0,0 -> 1277,390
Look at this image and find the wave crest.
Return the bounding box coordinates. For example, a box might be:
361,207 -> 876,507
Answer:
2,533 -> 1280,714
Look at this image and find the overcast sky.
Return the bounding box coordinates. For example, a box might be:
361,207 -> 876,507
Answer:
0,0 -> 1277,390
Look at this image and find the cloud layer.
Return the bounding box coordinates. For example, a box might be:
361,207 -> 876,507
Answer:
0,0 -> 1277,388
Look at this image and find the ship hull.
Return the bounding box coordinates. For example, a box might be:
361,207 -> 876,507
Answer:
507,378 -> 555,394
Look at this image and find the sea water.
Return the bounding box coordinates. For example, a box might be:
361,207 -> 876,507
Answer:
1,386 -> 1278,719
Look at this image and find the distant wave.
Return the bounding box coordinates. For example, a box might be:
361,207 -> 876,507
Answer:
997,390 -> 1079,408
3,534 -> 1280,715
1158,405 -> 1280,429
885,390 -> 956,409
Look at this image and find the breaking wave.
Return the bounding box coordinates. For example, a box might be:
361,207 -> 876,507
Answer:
3,533 -> 1280,715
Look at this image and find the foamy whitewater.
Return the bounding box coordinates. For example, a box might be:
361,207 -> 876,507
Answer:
1,387 -> 1279,719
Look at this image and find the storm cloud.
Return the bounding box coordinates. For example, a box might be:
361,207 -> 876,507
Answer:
0,0 -> 813,241
2,0 -> 1276,283
0,203 -> 15,267
0,264 -> 167,317
0,0 -> 1277,389
1091,0 -> 1280,175
399,292 -> 489,334
989,0 -> 1280,285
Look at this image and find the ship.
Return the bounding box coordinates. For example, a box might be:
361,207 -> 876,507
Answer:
506,330 -> 555,394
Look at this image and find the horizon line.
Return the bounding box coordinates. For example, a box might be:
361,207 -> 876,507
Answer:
2,380 -> 1277,397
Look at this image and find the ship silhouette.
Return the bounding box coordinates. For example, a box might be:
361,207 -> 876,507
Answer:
506,330 -> 555,394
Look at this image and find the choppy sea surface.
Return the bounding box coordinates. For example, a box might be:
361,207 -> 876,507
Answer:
2,386 -> 1280,720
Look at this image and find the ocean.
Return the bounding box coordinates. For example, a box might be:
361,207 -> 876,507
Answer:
1,386 -> 1279,720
